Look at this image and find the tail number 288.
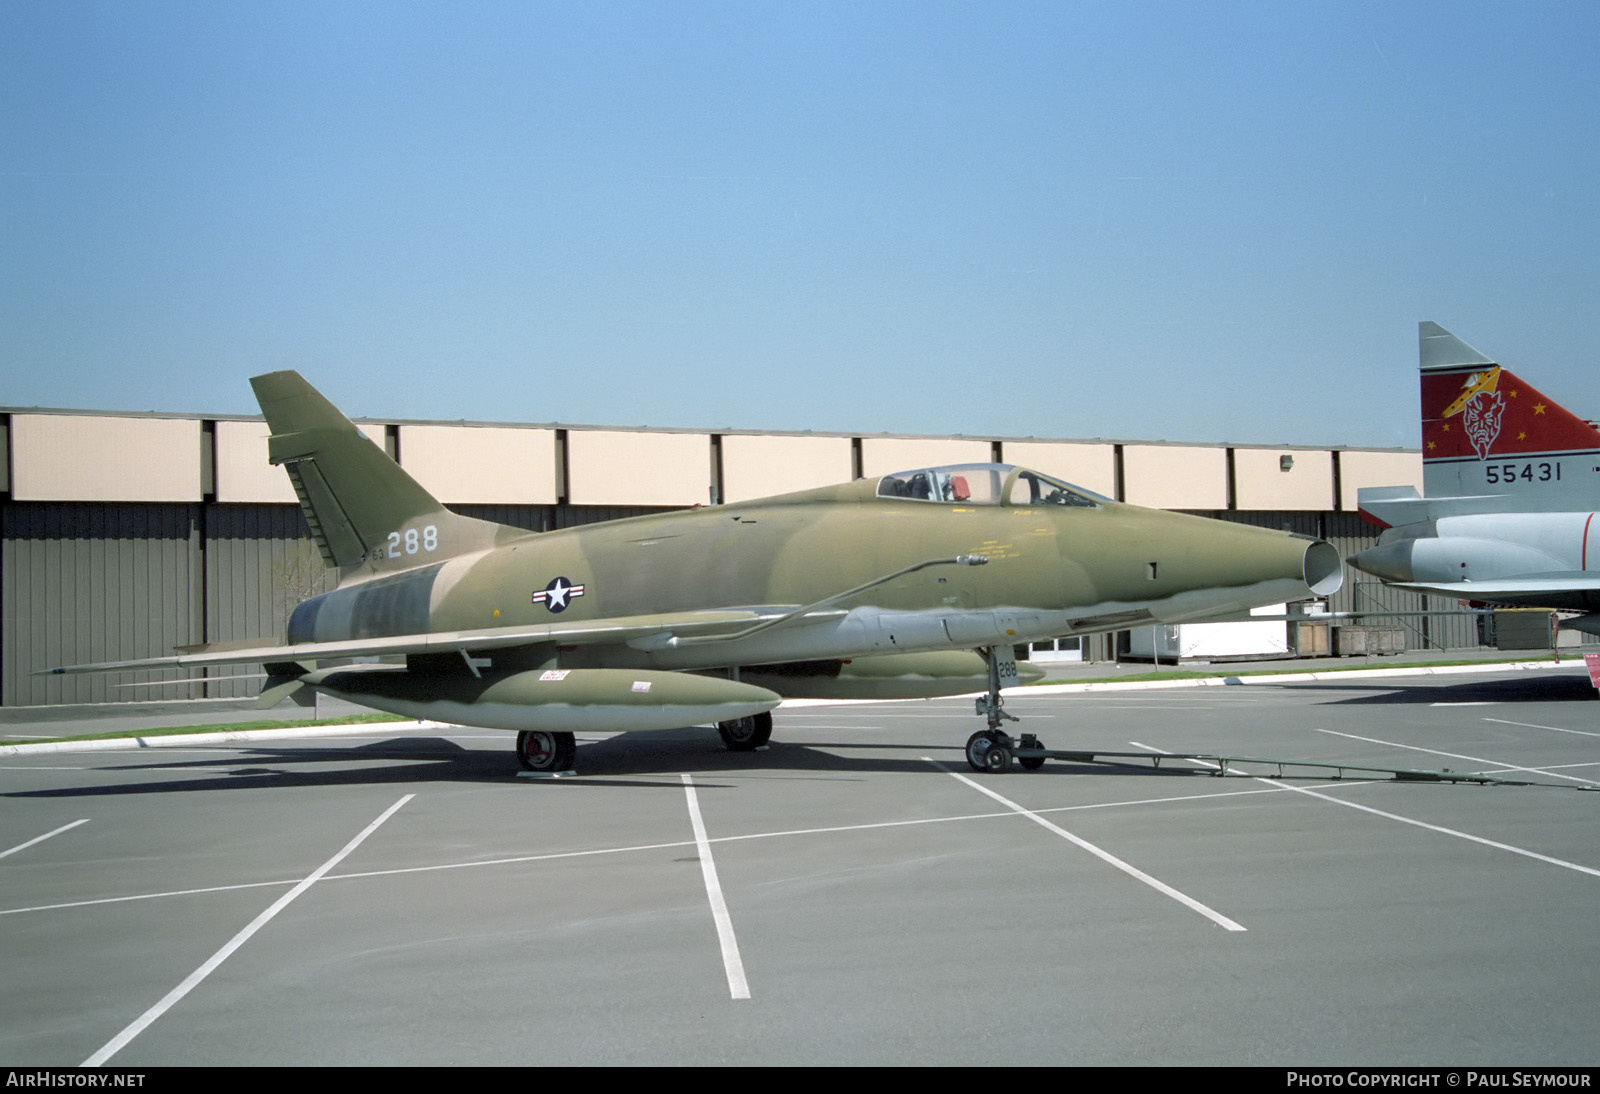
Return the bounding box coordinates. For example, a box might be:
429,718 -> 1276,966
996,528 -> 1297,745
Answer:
388,525 -> 439,557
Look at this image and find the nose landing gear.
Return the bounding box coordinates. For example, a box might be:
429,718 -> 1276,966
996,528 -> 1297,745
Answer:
964,647 -> 1045,773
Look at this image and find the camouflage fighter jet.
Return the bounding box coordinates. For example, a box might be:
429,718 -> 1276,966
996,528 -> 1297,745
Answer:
45,372 -> 1343,773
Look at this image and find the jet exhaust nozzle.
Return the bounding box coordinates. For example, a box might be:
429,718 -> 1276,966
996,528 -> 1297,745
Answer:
1303,539 -> 1344,597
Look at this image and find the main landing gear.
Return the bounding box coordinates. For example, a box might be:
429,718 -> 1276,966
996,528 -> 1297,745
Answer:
516,730 -> 576,774
716,710 -> 773,751
963,646 -> 1045,774
514,709 -> 772,776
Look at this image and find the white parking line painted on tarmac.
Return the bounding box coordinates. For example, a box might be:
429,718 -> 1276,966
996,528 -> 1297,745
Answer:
1485,717 -> 1600,740
2,783 -> 1365,921
681,774 -> 750,1000
81,793 -> 415,1067
1131,744 -> 1600,880
1,818 -> 88,859
1314,728 -> 1600,787
927,758 -> 1247,932
1,877 -> 298,917
1251,783 -> 1600,878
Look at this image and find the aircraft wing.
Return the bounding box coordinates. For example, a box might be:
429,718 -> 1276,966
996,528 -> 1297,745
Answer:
1382,575 -> 1600,606
36,607 -> 796,677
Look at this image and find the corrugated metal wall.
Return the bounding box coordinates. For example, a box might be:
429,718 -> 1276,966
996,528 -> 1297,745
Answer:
202,504 -> 333,698
1,501 -> 669,706
3,503 -> 203,705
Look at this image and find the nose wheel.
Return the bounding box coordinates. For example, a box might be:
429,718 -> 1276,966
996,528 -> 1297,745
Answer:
964,730 -> 1047,773
966,730 -> 1012,773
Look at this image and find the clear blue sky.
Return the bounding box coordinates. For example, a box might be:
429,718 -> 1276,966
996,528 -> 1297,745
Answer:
4,1 -> 1597,449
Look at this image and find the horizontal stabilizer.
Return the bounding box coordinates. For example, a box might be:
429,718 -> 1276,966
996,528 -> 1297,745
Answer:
1356,486 -> 1525,527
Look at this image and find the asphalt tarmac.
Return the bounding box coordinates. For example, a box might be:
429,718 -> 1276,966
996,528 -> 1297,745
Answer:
2,660 -> 1597,1066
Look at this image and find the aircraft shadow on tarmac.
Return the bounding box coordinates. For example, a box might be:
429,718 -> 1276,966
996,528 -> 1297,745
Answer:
4,726 -> 1207,797
1284,672 -> 1599,706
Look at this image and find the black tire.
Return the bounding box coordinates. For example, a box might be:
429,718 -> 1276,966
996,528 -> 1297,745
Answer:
966,730 -> 1007,773
717,711 -> 773,751
1018,736 -> 1046,771
517,730 -> 576,772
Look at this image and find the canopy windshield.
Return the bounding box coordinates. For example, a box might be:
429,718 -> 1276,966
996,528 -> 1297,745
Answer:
876,464 -> 1004,503
875,464 -> 1105,508
1005,468 -> 1108,508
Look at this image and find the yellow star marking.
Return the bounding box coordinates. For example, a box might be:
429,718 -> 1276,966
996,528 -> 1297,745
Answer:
1426,440 -> 1437,450
1518,432 -> 1527,441
1534,403 -> 1547,415
1441,423 -> 1450,432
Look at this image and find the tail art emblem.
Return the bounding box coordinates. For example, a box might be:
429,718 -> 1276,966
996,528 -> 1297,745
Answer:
1443,368 -> 1505,460
532,577 -> 585,613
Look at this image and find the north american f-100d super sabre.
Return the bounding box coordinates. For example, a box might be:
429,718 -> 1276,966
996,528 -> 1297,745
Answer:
46,372 -> 1342,773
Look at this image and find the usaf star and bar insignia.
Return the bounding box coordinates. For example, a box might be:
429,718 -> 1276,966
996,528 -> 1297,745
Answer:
532,576 -> 586,613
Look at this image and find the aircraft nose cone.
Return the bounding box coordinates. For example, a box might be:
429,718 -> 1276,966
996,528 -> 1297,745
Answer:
1348,541 -> 1415,583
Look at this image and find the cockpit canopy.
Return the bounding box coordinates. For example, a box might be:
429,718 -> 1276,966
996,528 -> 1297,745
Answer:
875,463 -> 1106,508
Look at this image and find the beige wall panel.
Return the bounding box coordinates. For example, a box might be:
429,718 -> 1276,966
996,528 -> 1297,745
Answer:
1234,449 -> 1334,511
215,421 -> 297,503
860,438 -> 992,478
400,425 -> 557,505
1339,450 -> 1424,511
11,415 -> 201,502
999,441 -> 1117,498
1121,444 -> 1227,509
216,419 -> 386,503
721,434 -> 854,503
567,430 -> 711,506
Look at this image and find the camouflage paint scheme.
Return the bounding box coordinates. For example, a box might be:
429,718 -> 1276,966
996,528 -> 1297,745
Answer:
48,372 -> 1342,771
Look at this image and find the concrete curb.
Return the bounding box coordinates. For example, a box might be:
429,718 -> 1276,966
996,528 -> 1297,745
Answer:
1015,659 -> 1576,696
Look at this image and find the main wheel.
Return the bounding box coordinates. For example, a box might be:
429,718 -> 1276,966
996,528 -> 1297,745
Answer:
516,730 -> 576,773
966,730 -> 1011,773
717,711 -> 773,751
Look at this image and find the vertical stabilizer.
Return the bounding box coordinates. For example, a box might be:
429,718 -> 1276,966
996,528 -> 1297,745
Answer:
1417,323 -> 1600,509
1419,320 -> 1494,370
251,371 -> 515,575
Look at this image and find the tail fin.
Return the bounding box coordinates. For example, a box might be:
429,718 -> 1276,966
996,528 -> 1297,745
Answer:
251,371 -> 515,575
1417,322 -> 1600,507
